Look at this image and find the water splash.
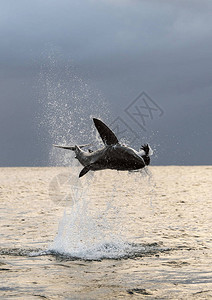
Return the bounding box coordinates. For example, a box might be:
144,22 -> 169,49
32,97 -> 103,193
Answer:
0,241 -> 171,261
48,171 -> 128,260
46,168 -> 158,260
38,52 -> 110,166
37,52 -> 157,260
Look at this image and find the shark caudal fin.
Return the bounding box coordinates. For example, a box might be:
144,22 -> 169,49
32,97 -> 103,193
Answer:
53,144 -> 91,150
93,118 -> 119,145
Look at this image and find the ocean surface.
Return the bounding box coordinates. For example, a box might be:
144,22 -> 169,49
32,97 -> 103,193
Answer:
0,166 -> 212,299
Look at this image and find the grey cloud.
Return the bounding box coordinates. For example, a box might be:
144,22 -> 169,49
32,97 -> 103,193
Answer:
0,0 -> 212,166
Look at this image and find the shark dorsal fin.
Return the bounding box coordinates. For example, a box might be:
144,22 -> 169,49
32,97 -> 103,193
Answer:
93,118 -> 119,146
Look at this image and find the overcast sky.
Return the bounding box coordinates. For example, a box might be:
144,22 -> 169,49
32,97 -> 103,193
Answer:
0,0 -> 211,166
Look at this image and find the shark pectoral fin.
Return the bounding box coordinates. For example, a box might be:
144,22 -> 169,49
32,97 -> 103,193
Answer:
79,165 -> 92,178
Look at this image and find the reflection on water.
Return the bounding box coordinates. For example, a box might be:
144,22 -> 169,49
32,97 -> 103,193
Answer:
0,166 -> 212,299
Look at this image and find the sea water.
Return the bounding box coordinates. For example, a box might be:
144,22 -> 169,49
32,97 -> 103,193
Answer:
1,166 -> 212,299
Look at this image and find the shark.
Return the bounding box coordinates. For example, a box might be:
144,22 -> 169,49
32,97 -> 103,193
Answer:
54,118 -> 152,177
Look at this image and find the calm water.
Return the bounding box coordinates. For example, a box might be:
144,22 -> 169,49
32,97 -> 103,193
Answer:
0,166 -> 212,299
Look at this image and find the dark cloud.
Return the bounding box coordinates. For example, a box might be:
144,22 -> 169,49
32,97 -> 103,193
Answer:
0,0 -> 212,166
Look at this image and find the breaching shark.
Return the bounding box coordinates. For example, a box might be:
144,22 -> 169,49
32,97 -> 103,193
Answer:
54,118 -> 153,177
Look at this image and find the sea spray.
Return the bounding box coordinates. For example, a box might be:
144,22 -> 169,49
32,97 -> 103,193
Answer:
48,172 -> 128,260
37,52 -> 111,166
47,167 -> 158,260
37,53 -> 130,259
37,52 -> 158,260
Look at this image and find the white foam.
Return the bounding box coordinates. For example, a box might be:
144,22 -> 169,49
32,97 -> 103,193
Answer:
48,174 -> 129,260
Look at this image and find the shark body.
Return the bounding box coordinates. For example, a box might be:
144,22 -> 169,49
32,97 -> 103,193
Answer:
54,118 -> 152,177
